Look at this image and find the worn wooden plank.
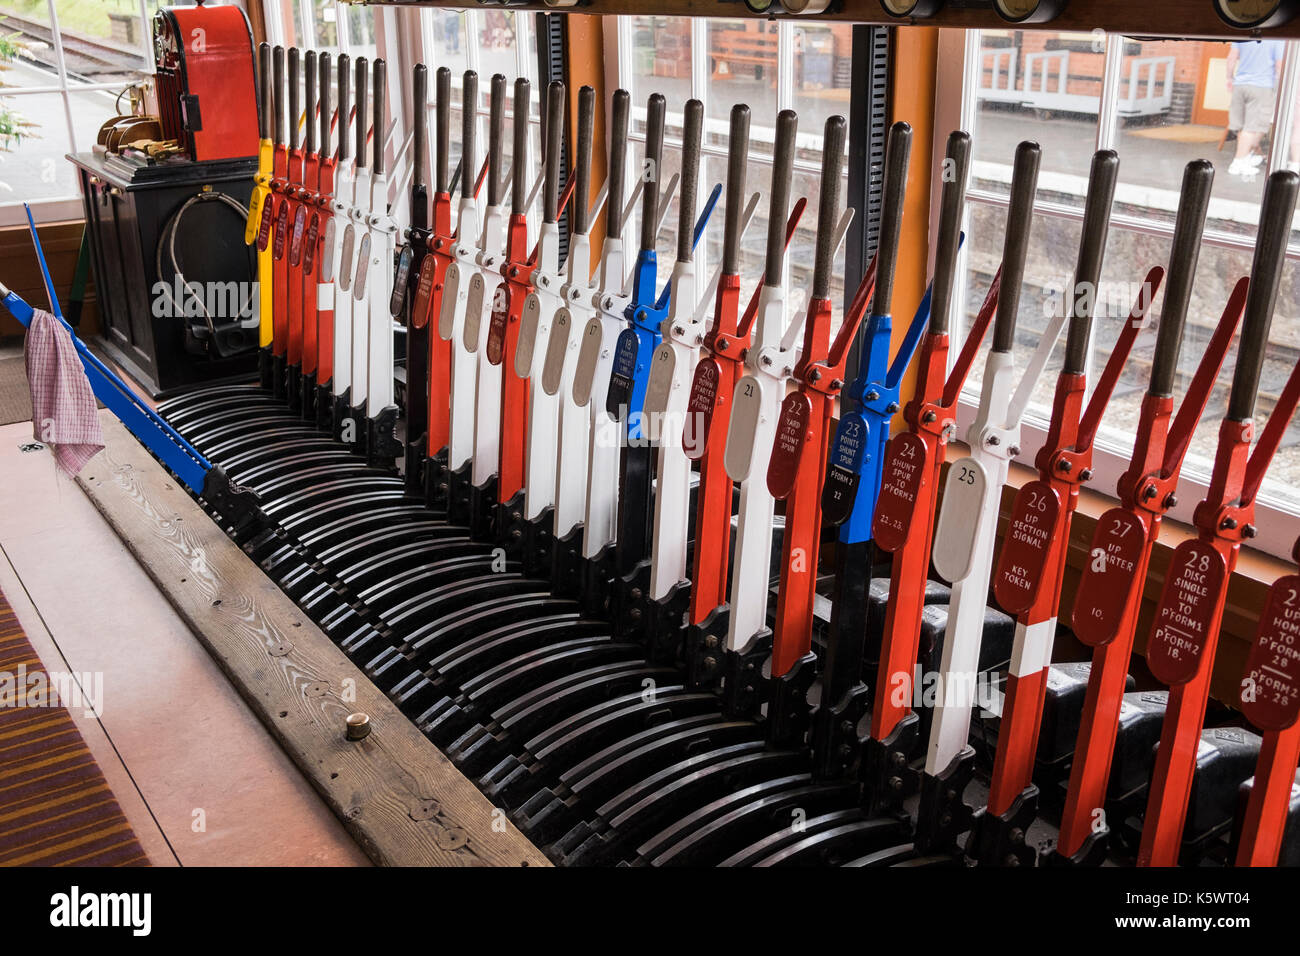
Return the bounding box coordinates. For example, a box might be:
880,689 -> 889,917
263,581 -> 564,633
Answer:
77,414 -> 550,868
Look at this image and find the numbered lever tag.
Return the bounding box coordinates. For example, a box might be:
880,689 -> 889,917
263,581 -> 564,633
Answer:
1146,540 -> 1227,686
605,328 -> 640,421
542,307 -> 572,396
572,318 -> 605,408
463,273 -> 487,350
723,374 -> 764,482
1072,507 -> 1147,647
254,191 -> 275,248
320,218 -> 337,283
289,205 -> 307,267
273,201 -> 291,260
1240,573 -> 1300,730
304,213 -> 320,276
684,357 -> 722,461
767,391 -> 812,500
437,262 -> 462,340
873,432 -> 929,553
992,478 -> 1061,614
245,188 -> 265,244
338,224 -> 356,293
352,232 -> 372,301
389,245 -> 413,317
515,293 -> 543,379
642,343 -> 676,421
931,456 -> 989,583
485,282 -> 510,366
410,254 -> 438,329
822,411 -> 870,527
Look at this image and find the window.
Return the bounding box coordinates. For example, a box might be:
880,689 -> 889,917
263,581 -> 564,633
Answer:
950,29 -> 1300,557
0,0 -> 174,225
412,9 -> 542,240
617,16 -> 854,330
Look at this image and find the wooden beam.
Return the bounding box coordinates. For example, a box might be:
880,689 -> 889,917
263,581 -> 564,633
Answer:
77,415 -> 550,868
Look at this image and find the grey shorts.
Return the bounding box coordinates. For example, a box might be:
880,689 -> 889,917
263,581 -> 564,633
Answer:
1230,84 -> 1276,134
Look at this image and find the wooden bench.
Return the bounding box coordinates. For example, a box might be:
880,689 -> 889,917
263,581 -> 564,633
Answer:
711,29 -> 779,85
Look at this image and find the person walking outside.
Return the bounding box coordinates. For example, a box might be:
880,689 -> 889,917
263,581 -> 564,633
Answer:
1226,39 -> 1285,178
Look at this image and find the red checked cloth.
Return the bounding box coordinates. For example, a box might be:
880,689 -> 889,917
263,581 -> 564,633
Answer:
24,308 -> 104,476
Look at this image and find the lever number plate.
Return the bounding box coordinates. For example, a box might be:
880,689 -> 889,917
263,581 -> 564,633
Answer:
338,224 -> 355,293
931,456 -> 989,584
304,214 -> 320,276
289,206 -> 307,267
723,375 -> 763,482
1147,539 -> 1227,686
463,273 -> 487,350
256,198 -> 275,251
767,392 -> 812,500
352,233 -> 371,301
605,329 -> 639,421
515,293 -> 542,379
389,245 -> 413,317
411,254 -> 438,329
1072,507 -> 1147,647
822,411 -> 869,527
437,262 -> 461,340
572,318 -> 605,407
685,358 -> 722,462
1241,573 -> 1300,730
485,282 -> 510,366
993,479 -> 1061,615
542,308 -> 572,396
320,218 -> 336,283
273,201 -> 291,260
642,343 -> 676,420
873,432 -> 929,553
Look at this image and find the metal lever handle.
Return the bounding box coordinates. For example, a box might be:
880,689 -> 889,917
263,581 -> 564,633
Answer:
640,93 -> 666,254
413,65 -> 428,191
435,68 -> 451,194
288,48 -> 300,151
373,59 -> 387,176
354,57 -> 368,170
992,141 -> 1041,353
722,104 -> 751,277
336,54 -> 350,162
573,86 -> 595,235
257,43 -> 271,142
931,130 -> 970,335
677,99 -> 704,263
1149,160 -> 1213,397
487,73 -> 507,207
319,53 -> 331,161
1062,149 -> 1119,375
513,77 -> 530,214
304,52 -> 317,156
766,110 -> 797,287
869,120 -> 911,317
543,80 -> 565,224
272,46 -> 285,147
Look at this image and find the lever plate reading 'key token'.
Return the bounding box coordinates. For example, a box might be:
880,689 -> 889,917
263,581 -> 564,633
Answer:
1072,507 -> 1147,647
993,478 -> 1061,614
1146,539 -> 1227,686
1240,573 -> 1300,731
873,432 -> 928,553
931,455 -> 989,583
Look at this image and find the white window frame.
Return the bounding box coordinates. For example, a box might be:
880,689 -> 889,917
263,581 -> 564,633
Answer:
939,28 -> 1300,560
612,15 -> 842,322
2,0 -> 157,227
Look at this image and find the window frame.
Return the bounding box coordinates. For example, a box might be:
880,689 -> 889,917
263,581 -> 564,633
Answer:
1,0 -> 158,227
937,27 -> 1300,560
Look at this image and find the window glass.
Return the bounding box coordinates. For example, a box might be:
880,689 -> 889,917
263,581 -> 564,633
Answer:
706,19 -> 777,154
627,15 -> 690,138
425,10 -> 467,105
792,23 -> 851,157
970,30 -> 1102,210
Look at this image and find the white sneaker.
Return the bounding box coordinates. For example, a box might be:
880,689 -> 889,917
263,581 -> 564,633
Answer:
1247,153 -> 1265,167
1228,159 -> 1248,176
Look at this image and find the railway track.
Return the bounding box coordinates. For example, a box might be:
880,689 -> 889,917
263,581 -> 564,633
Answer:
0,7 -> 149,81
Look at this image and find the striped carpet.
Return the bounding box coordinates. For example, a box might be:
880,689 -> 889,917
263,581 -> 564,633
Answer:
0,589 -> 149,866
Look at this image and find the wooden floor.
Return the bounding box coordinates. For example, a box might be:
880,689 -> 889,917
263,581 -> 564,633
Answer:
0,417 -> 371,866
